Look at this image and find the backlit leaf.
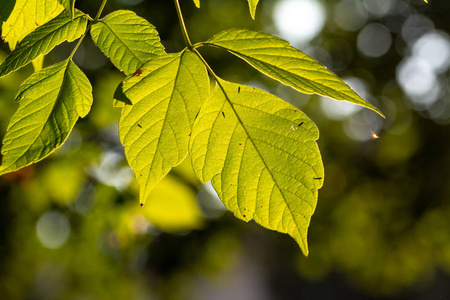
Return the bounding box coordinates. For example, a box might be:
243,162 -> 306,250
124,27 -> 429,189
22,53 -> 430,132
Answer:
0,10 -> 87,78
247,0 -> 259,19
193,0 -> 200,8
91,10 -> 165,76
1,0 -> 64,49
0,59 -> 92,175
204,29 -> 384,117
57,0 -> 75,19
119,50 -> 209,206
189,79 -> 323,256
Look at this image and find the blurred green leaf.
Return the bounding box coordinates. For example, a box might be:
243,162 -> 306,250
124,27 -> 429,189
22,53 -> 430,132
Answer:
119,50 -> 209,206
1,0 -> 64,49
90,10 -> 165,76
189,79 -> 323,256
0,59 -> 92,175
0,10 -> 87,78
203,29 -> 384,117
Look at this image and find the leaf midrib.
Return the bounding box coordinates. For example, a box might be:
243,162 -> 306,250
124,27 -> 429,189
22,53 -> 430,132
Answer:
216,81 -> 308,251
1,60 -> 72,172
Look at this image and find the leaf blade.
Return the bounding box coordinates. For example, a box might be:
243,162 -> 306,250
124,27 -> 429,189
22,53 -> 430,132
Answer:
205,29 -> 384,117
247,0 -> 259,19
1,0 -> 64,49
119,50 -> 209,206
189,79 -> 323,255
90,10 -> 165,75
57,0 -> 75,19
0,10 -> 87,78
0,59 -> 93,175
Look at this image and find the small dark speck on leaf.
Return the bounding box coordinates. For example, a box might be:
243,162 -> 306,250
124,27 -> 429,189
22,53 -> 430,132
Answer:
133,69 -> 143,77
314,177 -> 322,180
137,124 -> 142,128
239,143 -> 242,145
222,111 -> 225,118
140,203 -> 144,207
243,215 -> 246,218
298,122 -> 304,127
188,133 -> 191,137
238,87 -> 241,93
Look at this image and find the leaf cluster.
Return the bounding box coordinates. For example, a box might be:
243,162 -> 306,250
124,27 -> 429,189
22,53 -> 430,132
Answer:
0,0 -> 383,255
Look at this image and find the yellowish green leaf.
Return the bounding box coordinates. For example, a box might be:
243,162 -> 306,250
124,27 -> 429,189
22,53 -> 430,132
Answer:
0,10 -> 87,78
1,0 -> 64,49
189,79 -> 324,256
57,0 -> 75,19
119,50 -> 209,206
91,10 -> 165,76
0,59 -> 92,175
205,29 -> 384,117
248,0 -> 259,19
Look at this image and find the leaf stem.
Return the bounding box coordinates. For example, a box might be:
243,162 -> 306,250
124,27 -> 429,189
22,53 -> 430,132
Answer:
174,0 -> 193,49
70,0 -> 108,59
94,0 -> 108,21
192,49 -> 218,80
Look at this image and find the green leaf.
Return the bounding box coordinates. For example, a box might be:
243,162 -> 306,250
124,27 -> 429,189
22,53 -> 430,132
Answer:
0,59 -> 93,175
57,0 -> 75,19
1,0 -> 64,49
189,79 -> 323,256
0,10 -> 87,78
204,29 -> 384,117
90,10 -> 165,76
119,50 -> 209,206
193,0 -> 200,8
247,0 -> 259,19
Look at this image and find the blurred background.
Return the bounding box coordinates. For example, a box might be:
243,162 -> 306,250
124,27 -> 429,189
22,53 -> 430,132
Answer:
1,0 -> 450,299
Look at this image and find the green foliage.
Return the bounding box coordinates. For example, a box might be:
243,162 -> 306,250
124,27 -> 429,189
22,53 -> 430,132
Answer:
0,10 -> 87,77
0,0 -> 382,255
0,59 -> 92,175
204,29 -> 383,117
118,50 -> 209,206
57,0 -> 76,19
1,0 -> 64,49
90,10 -> 165,75
190,79 -> 323,255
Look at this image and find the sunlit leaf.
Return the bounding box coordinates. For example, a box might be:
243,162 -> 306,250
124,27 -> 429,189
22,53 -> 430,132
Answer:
91,10 -> 165,76
57,0 -> 75,19
0,0 -> 15,28
189,79 -> 323,255
0,10 -> 87,78
204,29 -> 384,117
1,0 -> 64,49
119,50 -> 209,206
247,0 -> 259,19
0,59 -> 92,175
31,56 -> 45,72
193,0 -> 200,8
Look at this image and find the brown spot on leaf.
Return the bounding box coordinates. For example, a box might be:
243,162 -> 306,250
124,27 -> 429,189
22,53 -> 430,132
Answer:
222,111 -> 225,118
137,124 -> 142,128
298,122 -> 304,127
133,69 -> 143,77
140,203 -> 144,207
